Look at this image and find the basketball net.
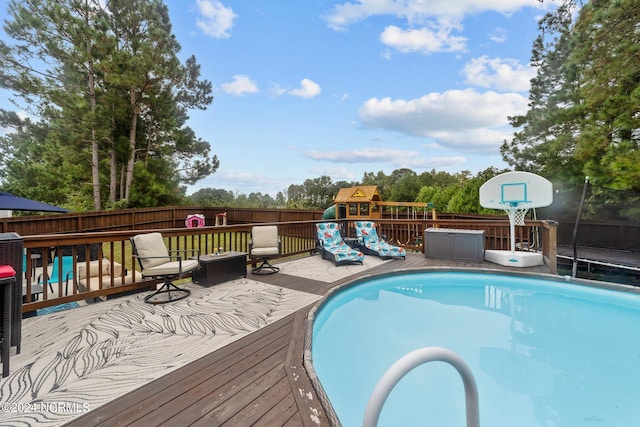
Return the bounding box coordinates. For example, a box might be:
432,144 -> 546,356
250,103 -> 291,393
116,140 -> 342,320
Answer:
501,202 -> 531,226
500,202 -> 532,253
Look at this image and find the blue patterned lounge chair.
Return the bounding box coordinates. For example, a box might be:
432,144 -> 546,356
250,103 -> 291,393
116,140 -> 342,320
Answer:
354,221 -> 406,259
316,222 -> 365,266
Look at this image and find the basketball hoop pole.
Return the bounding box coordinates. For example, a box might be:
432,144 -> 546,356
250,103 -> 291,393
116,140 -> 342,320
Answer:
505,204 -> 529,254
509,211 -> 516,254
507,206 -> 517,254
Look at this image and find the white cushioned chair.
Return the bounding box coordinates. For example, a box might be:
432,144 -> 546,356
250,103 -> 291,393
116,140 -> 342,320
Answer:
249,225 -> 281,274
130,232 -> 200,304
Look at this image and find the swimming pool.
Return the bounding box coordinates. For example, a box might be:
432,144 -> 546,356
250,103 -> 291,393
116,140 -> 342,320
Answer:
309,271 -> 640,427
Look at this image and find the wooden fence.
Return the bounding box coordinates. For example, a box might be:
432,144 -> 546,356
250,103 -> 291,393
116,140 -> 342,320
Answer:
0,207 -> 325,236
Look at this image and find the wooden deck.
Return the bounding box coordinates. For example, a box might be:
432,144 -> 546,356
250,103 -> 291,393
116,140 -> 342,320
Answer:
64,252 -> 550,427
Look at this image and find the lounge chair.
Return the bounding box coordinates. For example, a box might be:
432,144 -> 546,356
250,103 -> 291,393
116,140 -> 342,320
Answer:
316,222 -> 364,265
353,221 -> 406,259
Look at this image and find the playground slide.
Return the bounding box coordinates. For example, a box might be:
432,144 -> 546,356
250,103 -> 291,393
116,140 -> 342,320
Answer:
322,205 -> 336,220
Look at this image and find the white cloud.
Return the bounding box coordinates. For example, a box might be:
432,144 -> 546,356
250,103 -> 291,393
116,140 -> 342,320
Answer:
310,166 -> 357,181
325,0 -> 544,30
357,89 -> 528,152
306,147 -> 426,168
308,147 -> 416,163
222,171 -> 267,184
207,171 -> 283,196
489,27 -> 507,43
196,0 -> 237,39
306,147 -> 466,170
463,56 -> 536,92
428,156 -> 467,168
269,83 -> 287,96
380,23 -> 466,54
220,74 -> 259,95
288,79 -> 322,99
325,0 -> 544,57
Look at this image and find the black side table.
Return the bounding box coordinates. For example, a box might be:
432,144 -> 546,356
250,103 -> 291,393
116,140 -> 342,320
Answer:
192,252 -> 247,286
343,237 -> 359,248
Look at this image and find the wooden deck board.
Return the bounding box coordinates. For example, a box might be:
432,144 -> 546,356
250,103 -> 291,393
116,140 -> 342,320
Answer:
64,252 -> 551,427
255,392 -> 299,426
222,374 -> 292,426
76,314 -> 295,427
150,344 -> 289,426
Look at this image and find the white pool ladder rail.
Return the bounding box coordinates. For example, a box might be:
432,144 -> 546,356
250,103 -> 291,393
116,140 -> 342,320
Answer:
362,346 -> 480,427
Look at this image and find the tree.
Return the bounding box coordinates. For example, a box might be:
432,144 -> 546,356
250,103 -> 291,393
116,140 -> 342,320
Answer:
501,0 -> 640,221
106,0 -> 183,203
361,170 -> 392,200
189,188 -> 235,206
501,1 -> 583,187
569,0 -> 640,191
446,168 -> 504,214
389,172 -> 421,202
274,191 -> 286,207
286,184 -> 306,208
0,0 -> 109,209
0,117 -> 73,207
503,0 -> 640,193
0,0 -> 217,210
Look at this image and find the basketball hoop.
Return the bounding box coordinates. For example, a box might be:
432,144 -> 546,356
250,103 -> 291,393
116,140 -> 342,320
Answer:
479,172 -> 553,254
503,202 -> 531,226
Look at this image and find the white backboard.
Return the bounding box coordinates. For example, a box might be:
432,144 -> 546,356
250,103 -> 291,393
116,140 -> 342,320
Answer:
479,171 -> 553,209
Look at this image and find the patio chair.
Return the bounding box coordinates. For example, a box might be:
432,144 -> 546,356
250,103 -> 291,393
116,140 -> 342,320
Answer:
38,255 -> 74,296
249,225 -> 281,274
130,232 -> 200,304
315,222 -> 365,266
353,221 -> 406,260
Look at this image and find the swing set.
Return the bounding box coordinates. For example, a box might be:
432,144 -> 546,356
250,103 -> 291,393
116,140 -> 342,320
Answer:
322,186 -> 435,247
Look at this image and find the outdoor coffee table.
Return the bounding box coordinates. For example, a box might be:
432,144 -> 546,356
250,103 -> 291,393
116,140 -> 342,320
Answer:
192,251 -> 247,286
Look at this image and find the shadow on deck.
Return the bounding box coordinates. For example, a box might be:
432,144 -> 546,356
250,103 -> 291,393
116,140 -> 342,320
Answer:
65,252 -> 551,427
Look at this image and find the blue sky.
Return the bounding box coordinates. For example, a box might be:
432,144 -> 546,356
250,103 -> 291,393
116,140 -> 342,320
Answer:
1,0 -> 553,197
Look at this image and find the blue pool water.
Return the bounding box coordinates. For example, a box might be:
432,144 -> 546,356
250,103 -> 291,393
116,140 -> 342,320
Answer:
311,272 -> 640,427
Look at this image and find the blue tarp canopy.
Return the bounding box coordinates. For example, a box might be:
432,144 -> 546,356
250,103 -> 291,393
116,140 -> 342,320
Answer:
0,191 -> 69,213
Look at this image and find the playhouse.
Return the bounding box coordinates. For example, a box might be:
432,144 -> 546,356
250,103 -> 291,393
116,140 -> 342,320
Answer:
185,214 -> 205,228
323,185 -> 434,220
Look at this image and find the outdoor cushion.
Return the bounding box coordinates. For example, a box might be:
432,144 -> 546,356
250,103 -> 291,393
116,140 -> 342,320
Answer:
316,222 -> 364,265
0,265 -> 16,279
77,259 -> 143,289
250,226 -> 280,256
131,233 -> 171,269
354,221 -> 406,259
142,260 -> 199,277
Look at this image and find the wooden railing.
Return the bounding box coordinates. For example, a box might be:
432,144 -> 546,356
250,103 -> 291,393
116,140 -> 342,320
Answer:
21,221 -> 320,314
0,206 -> 325,235
17,218 -> 557,314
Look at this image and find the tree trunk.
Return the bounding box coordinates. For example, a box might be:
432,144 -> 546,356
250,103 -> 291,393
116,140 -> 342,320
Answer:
84,3 -> 101,210
110,146 -> 117,204
108,114 -> 117,204
125,102 -> 138,204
